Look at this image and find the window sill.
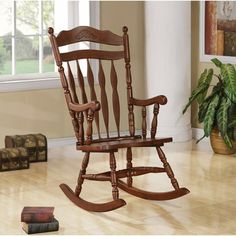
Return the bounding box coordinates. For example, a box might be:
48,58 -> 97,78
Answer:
0,77 -> 61,93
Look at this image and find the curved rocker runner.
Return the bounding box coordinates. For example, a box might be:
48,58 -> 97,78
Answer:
48,25 -> 190,212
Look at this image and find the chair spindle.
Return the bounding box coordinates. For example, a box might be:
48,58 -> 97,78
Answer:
67,62 -> 84,145
67,62 -> 79,103
98,60 -> 109,138
142,106 -> 147,139
110,152 -> 119,200
87,59 -> 101,138
123,26 -> 135,136
75,152 -> 90,196
86,109 -> 94,145
126,147 -> 133,187
110,60 -> 120,137
151,104 -> 160,138
76,60 -> 88,105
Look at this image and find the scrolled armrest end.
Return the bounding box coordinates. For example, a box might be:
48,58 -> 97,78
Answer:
130,95 -> 168,106
159,95 -> 168,105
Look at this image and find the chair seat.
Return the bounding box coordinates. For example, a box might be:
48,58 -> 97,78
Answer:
77,137 -> 172,152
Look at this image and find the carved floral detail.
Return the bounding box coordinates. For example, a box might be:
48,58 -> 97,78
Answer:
75,30 -> 98,41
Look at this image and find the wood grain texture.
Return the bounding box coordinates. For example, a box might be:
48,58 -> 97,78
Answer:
49,25 -> 189,213
126,147 -> 133,187
77,137 -> 172,152
110,60 -> 120,137
156,146 -> 179,190
151,104 -> 160,138
117,180 -> 189,201
77,112 -> 84,145
60,184 -> 126,212
87,59 -> 100,138
123,27 -> 135,136
82,166 -> 165,181
76,60 -> 88,105
75,152 -> 90,196
61,50 -> 124,61
110,152 -> 119,200
142,106 -> 147,139
130,95 -> 167,106
56,26 -> 123,47
67,62 -> 79,103
98,60 -> 109,138
86,109 -> 94,145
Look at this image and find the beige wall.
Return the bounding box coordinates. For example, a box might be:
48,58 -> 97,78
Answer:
0,1 -> 144,147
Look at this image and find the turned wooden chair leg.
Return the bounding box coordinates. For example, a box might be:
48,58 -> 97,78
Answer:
110,152 -> 119,200
126,147 -> 133,187
75,152 -> 90,196
156,146 -> 179,190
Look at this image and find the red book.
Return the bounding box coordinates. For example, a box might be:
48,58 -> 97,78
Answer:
21,207 -> 54,223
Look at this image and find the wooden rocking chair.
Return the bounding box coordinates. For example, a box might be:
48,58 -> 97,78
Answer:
48,26 -> 189,212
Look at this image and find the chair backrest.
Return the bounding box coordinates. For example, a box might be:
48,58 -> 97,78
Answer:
48,26 -> 135,145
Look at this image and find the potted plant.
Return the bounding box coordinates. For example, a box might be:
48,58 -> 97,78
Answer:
183,58 -> 236,154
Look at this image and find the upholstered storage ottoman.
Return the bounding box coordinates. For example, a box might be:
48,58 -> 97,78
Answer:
5,134 -> 47,162
0,147 -> 29,172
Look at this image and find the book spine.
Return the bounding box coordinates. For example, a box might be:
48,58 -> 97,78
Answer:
21,213 -> 54,223
24,221 -> 59,234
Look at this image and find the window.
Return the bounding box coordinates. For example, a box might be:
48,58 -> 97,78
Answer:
0,0 -> 99,92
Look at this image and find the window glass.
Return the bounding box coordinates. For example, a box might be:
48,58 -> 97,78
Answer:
16,1 -> 39,35
43,36 -> 54,73
15,36 -> 39,74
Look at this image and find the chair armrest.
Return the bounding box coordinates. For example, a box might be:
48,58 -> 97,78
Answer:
130,95 -> 167,106
68,101 -> 100,112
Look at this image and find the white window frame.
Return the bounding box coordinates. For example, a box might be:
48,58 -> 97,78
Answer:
0,1 -> 100,92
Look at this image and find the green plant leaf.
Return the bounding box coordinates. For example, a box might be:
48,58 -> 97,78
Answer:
196,69 -> 213,104
228,127 -> 234,140
183,69 -> 213,114
216,97 -> 231,136
182,84 -> 208,114
203,94 -> 220,137
196,134 -> 206,143
221,64 -> 236,103
228,119 -> 236,128
223,134 -> 233,149
224,89 -> 236,103
211,58 -> 222,68
198,82 -> 222,123
198,98 -> 212,123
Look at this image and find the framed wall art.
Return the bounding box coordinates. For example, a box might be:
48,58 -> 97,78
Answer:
200,1 -> 236,63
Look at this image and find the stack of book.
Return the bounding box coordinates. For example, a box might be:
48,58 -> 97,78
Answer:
21,207 -> 59,234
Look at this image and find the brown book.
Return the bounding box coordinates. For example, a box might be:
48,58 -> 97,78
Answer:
22,218 -> 59,234
21,207 -> 54,223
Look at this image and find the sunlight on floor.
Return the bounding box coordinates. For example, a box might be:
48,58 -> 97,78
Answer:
0,140 -> 236,234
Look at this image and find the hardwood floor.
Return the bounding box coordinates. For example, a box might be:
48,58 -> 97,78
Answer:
0,140 -> 236,234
